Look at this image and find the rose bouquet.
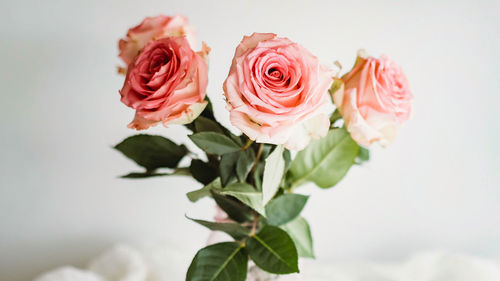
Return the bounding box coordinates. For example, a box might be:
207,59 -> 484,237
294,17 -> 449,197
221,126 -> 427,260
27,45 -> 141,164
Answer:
113,15 -> 412,281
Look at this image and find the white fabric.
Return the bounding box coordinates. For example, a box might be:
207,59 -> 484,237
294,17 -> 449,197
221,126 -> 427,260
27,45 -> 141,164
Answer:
88,245 -> 148,281
34,267 -> 105,281
302,252 -> 500,281
34,244 -> 500,281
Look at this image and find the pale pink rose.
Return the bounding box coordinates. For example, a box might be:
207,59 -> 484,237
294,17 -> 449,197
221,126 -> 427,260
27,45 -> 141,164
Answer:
333,50 -> 413,146
118,15 -> 196,65
223,33 -> 334,150
119,37 -> 209,130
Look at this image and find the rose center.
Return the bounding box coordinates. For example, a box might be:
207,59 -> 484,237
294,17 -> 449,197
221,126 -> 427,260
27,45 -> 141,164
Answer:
150,56 -> 169,73
148,48 -> 173,73
267,68 -> 283,79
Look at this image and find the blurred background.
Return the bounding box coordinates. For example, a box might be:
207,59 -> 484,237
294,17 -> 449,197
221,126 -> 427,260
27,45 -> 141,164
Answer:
1,0 -> 499,280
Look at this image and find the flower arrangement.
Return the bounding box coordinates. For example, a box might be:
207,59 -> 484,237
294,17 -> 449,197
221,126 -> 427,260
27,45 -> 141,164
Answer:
113,15 -> 412,281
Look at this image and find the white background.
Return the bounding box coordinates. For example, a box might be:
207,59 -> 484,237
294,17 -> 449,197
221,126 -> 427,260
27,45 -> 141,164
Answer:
1,0 -> 499,280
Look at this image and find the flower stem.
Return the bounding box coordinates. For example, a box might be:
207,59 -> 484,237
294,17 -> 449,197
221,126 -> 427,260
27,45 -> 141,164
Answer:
241,139 -> 253,150
250,143 -> 264,175
250,212 -> 259,236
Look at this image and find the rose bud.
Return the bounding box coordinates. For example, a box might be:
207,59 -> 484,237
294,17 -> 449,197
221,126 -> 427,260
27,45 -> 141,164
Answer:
119,37 -> 209,130
118,15 -> 196,65
332,50 -> 413,147
223,33 -> 334,150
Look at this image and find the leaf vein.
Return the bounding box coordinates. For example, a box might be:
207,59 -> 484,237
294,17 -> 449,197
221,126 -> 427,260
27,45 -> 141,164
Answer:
290,133 -> 351,188
210,244 -> 243,281
253,234 -> 290,268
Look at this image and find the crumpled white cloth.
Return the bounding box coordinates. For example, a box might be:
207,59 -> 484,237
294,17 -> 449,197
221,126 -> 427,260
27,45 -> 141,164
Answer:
34,244 -> 500,281
34,245 -> 148,281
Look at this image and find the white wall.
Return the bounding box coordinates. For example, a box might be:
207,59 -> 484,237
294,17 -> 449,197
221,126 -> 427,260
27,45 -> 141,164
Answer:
0,0 -> 499,280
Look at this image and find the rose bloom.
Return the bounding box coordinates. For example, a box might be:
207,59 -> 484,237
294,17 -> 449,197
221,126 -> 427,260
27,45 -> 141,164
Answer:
118,15 -> 196,65
223,33 -> 334,150
333,50 -> 413,147
119,37 -> 209,130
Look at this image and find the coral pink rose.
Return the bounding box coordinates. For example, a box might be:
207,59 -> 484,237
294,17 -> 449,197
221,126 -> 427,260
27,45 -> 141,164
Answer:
118,15 -> 196,65
119,37 -> 209,130
333,50 -> 413,146
223,33 -> 334,150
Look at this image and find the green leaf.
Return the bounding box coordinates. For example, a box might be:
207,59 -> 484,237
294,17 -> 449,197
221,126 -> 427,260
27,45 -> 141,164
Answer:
260,144 -> 274,161
283,149 -> 292,172
120,167 -> 190,179
194,116 -> 225,134
328,79 -> 344,125
262,145 -> 285,205
253,163 -> 264,191
219,183 -> 265,216
120,172 -> 170,178
190,159 -> 218,185
187,216 -> 250,240
186,242 -> 248,281
246,225 -> 299,274
355,146 -> 370,164
212,192 -> 253,223
219,152 -> 239,186
187,178 -> 222,202
329,79 -> 344,96
114,134 -> 188,170
236,149 -> 255,182
228,132 -> 244,147
329,109 -> 343,125
199,96 -> 216,120
281,217 -> 314,258
172,167 -> 191,176
189,132 -> 241,155
185,97 -> 215,132
287,128 -> 359,189
265,194 -> 309,226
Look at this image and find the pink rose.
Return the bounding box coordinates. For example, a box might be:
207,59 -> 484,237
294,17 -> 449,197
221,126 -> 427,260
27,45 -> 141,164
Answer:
223,33 -> 334,150
119,37 -> 209,130
333,50 -> 413,146
118,15 -> 196,65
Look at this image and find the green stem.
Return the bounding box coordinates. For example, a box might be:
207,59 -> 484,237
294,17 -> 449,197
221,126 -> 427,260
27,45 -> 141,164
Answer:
241,139 -> 253,150
250,143 -> 264,175
250,212 -> 260,236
